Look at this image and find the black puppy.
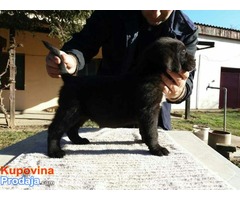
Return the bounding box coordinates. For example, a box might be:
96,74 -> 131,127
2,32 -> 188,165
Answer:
47,37 -> 196,158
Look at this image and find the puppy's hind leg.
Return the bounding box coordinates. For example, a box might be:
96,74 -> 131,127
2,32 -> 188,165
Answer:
48,105 -> 83,158
48,110 -> 67,158
67,119 -> 90,145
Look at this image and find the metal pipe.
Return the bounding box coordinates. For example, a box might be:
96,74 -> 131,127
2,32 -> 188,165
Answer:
223,87 -> 227,131
196,54 -> 201,109
206,85 -> 227,131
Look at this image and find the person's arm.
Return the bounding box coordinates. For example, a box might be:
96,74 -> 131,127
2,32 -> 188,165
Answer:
61,11 -> 111,73
46,11 -> 111,78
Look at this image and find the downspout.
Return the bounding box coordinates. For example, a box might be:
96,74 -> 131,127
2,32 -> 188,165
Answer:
195,54 -> 201,109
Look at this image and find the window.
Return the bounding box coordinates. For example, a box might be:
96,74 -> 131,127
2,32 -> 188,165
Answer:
0,53 -> 25,90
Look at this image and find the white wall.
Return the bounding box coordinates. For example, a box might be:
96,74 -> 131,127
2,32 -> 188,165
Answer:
172,35 -> 240,110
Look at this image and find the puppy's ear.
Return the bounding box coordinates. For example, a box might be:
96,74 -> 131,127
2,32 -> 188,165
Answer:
182,53 -> 196,72
135,41 -> 171,75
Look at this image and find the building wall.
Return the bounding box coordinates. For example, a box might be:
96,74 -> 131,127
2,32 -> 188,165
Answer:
0,28 -> 102,112
172,34 -> 240,110
0,29 -> 62,111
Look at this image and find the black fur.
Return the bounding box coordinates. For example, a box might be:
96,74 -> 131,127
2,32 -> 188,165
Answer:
48,37 -> 196,158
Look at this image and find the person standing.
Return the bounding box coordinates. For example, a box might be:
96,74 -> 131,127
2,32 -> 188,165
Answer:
45,10 -> 198,130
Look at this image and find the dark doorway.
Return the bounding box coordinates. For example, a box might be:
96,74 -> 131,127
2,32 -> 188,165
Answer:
219,67 -> 240,108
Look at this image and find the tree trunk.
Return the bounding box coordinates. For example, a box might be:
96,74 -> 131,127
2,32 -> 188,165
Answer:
9,29 -> 16,128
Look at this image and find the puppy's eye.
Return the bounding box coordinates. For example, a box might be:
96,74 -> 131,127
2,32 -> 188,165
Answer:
181,49 -> 186,55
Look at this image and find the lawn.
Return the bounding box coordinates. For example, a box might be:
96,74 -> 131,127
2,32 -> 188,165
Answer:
0,126 -> 45,150
171,109 -> 240,137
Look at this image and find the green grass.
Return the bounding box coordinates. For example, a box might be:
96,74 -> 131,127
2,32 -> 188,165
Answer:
0,109 -> 239,150
171,109 -> 240,137
0,128 -> 42,150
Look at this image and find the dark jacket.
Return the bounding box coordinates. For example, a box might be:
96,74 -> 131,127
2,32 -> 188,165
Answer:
62,10 -> 198,130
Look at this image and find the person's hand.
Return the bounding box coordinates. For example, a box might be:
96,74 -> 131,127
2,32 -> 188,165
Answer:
161,70 -> 189,102
45,51 -> 77,78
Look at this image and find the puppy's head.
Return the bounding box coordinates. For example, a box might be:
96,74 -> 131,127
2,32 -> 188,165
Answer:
136,37 -> 196,75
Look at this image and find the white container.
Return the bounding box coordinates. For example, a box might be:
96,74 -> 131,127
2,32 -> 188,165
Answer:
193,125 -> 210,143
208,130 -> 231,149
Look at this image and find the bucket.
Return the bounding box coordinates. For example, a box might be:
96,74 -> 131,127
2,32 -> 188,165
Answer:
208,130 -> 231,149
193,125 -> 210,143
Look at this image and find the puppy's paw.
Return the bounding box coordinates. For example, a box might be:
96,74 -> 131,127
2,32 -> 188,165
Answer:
149,146 -> 169,156
48,150 -> 66,158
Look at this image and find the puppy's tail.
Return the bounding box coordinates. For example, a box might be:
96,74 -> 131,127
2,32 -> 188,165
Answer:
43,40 -> 70,75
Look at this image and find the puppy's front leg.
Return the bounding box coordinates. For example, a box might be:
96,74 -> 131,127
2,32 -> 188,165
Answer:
138,108 -> 169,156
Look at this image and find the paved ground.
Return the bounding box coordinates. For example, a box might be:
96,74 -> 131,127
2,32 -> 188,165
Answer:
0,111 -> 54,127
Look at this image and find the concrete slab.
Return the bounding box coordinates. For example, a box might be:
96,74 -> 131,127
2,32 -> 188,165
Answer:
168,131 -> 240,189
0,129 -> 240,189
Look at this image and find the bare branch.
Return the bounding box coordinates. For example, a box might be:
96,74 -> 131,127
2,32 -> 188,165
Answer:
0,89 -> 9,127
